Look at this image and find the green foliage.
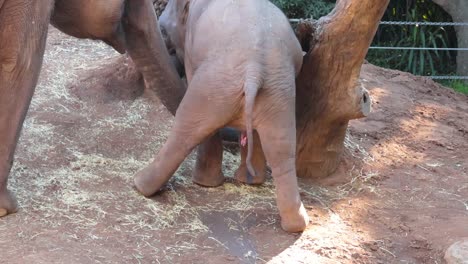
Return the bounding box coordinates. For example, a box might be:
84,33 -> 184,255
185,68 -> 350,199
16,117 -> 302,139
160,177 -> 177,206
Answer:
368,0 -> 457,77
441,80 -> 468,95
271,0 -> 459,82
270,0 -> 335,19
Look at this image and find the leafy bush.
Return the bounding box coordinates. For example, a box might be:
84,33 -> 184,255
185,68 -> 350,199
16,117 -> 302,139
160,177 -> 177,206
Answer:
271,0 -> 459,83
441,80 -> 468,95
270,0 -> 335,19
368,0 -> 457,77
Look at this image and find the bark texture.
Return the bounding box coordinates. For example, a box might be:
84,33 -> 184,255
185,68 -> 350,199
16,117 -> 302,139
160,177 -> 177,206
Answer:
432,0 -> 468,80
294,0 -> 389,178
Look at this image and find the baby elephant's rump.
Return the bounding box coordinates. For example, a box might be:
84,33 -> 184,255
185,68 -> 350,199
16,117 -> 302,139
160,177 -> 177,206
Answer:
134,0 -> 309,233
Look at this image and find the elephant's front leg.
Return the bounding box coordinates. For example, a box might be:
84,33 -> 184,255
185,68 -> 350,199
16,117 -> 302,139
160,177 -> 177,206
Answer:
122,0 -> 186,116
192,132 -> 225,187
0,0 -> 54,216
235,131 -> 267,185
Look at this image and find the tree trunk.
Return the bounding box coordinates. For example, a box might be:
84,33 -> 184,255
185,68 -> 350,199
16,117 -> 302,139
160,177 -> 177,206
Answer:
294,0 -> 389,178
432,0 -> 468,81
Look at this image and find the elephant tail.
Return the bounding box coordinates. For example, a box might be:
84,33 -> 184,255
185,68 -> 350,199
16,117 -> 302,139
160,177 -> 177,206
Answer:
244,68 -> 262,178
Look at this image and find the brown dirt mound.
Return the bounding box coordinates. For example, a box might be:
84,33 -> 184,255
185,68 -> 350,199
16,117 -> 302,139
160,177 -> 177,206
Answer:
69,55 -> 144,104
1,26 -> 467,263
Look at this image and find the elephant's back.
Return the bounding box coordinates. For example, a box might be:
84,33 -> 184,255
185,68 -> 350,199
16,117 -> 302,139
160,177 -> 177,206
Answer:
187,0 -> 302,74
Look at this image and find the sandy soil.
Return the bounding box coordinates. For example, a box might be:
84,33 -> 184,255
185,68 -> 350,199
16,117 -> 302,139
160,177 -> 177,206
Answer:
0,27 -> 467,264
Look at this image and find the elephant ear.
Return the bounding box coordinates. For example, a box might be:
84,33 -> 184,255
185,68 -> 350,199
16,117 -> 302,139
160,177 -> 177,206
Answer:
181,0 -> 190,25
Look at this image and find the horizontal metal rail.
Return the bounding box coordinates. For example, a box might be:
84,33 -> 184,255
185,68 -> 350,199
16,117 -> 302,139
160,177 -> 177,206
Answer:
429,76 -> 468,80
379,21 -> 468,26
289,19 -> 468,27
289,19 -> 468,80
369,47 -> 468,51
289,18 -> 304,23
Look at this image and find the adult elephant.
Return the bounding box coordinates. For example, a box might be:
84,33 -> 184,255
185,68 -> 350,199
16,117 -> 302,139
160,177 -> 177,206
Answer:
0,0 -> 187,217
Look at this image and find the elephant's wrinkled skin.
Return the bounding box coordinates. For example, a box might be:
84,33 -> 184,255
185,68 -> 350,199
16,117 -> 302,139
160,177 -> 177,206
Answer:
0,0 -> 186,217
134,0 -> 310,232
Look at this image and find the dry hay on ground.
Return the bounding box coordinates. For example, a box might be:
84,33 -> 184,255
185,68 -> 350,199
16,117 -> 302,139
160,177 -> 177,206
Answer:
0,26 -> 467,263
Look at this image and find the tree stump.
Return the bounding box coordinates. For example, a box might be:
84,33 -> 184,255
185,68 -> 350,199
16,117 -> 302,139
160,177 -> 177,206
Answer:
293,0 -> 389,178
445,239 -> 468,264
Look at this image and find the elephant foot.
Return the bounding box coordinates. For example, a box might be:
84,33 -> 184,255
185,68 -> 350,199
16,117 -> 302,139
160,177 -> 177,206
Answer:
0,188 -> 18,217
234,165 -> 266,185
280,202 -> 310,233
191,150 -> 225,187
134,164 -> 165,197
192,169 -> 225,187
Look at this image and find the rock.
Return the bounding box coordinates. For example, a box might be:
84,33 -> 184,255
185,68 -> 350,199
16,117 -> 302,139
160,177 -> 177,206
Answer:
445,239 -> 468,264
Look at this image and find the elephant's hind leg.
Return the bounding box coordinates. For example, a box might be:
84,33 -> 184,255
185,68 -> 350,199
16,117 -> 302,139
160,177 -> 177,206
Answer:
0,0 -> 54,216
134,72 -> 237,196
256,98 -> 309,233
192,132 -> 225,187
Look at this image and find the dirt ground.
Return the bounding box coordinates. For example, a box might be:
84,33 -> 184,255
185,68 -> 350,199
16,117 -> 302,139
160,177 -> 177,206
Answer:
1,27 -> 467,264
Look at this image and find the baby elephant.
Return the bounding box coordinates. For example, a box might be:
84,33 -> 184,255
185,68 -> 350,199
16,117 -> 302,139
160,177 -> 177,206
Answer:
134,0 -> 309,232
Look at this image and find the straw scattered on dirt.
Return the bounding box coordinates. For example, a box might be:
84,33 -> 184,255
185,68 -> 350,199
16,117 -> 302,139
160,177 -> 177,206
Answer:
1,26 -> 467,264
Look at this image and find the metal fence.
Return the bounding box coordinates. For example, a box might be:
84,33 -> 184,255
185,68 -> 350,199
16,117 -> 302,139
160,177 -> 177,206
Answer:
290,19 -> 468,80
